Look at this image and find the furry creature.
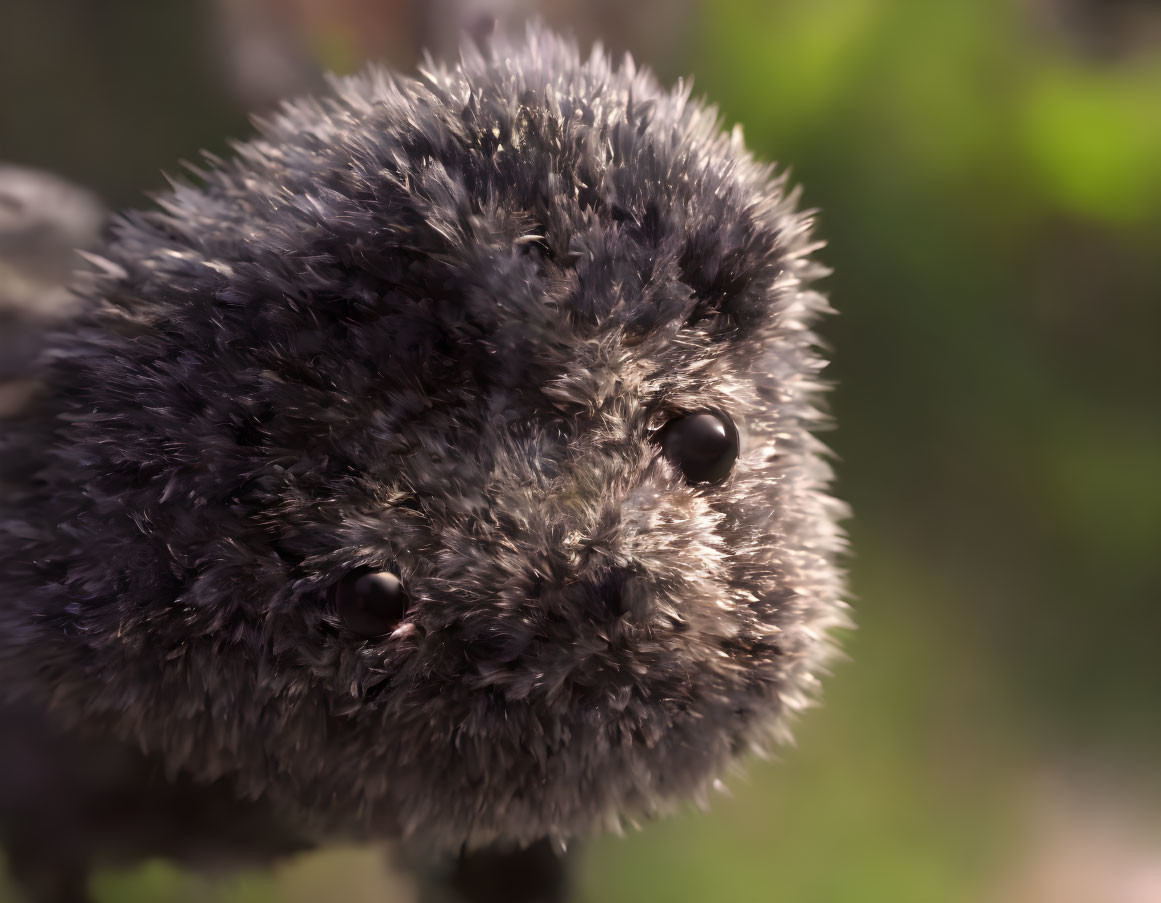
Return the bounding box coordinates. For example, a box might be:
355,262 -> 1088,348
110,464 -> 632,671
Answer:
0,26 -> 847,899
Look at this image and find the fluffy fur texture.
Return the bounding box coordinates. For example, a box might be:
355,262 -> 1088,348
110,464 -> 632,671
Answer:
0,28 -> 848,854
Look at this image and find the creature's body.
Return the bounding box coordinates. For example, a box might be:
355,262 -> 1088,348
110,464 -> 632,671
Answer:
0,29 -> 847,902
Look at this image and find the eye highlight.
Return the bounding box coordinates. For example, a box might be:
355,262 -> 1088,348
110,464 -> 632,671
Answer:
654,411 -> 740,484
334,569 -> 409,638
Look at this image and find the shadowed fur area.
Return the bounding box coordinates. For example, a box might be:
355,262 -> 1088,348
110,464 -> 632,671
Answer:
0,26 -> 848,862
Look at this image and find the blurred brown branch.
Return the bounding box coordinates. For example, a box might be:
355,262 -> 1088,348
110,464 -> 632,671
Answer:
210,0 -> 697,110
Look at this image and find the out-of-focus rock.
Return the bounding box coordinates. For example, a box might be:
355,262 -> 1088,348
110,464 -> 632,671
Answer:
989,768 -> 1161,903
0,164 -> 105,411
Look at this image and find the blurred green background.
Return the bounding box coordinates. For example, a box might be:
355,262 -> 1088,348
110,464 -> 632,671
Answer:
1,0 -> 1158,900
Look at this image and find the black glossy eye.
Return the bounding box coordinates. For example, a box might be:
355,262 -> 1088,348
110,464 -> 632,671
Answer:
335,569 -> 409,638
655,411 -> 740,484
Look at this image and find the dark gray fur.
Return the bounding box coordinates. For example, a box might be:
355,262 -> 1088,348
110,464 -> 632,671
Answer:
0,27 -> 848,867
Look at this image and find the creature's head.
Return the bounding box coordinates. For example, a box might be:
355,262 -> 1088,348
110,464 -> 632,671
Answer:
0,30 -> 847,850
